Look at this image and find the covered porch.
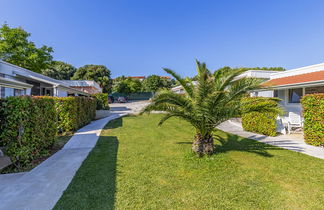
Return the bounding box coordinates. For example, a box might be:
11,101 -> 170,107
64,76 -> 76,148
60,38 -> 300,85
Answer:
274,85 -> 324,135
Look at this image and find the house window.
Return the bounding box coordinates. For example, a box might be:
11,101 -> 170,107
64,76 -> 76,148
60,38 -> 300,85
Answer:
288,88 -> 303,103
305,86 -> 324,94
14,89 -> 25,96
274,90 -> 278,98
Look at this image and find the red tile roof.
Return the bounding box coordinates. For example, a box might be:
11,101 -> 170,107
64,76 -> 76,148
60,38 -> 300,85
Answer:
160,76 -> 171,79
263,71 -> 324,87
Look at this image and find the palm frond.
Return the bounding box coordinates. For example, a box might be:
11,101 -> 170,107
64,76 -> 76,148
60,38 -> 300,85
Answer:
163,68 -> 194,98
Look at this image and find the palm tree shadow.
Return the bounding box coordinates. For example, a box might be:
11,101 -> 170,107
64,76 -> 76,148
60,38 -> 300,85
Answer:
214,133 -> 280,157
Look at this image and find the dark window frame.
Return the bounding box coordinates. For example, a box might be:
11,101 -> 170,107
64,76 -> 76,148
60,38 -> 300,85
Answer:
288,88 -> 303,103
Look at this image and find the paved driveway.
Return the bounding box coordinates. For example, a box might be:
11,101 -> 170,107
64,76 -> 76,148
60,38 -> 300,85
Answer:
109,100 -> 150,114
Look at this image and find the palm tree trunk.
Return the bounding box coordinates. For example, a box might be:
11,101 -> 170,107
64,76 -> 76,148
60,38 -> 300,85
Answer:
192,133 -> 214,156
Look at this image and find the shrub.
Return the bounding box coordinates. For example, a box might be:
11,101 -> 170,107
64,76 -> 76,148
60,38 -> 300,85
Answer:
93,93 -> 110,110
241,97 -> 281,136
0,96 -> 57,168
301,93 -> 324,146
0,96 -> 96,168
55,97 -> 96,132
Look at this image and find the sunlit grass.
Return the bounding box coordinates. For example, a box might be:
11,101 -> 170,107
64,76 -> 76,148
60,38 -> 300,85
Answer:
55,114 -> 324,209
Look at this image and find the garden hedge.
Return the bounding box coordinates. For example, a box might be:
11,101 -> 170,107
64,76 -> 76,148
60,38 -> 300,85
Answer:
55,97 -> 96,132
0,96 -> 57,168
0,96 -> 96,168
301,93 -> 324,146
241,97 -> 281,136
93,93 -> 110,110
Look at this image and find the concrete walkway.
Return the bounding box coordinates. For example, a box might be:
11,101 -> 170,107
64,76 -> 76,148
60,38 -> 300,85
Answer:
0,112 -> 126,210
217,121 -> 324,159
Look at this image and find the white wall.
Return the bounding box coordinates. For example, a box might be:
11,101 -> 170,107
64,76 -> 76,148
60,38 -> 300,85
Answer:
4,87 -> 14,97
56,88 -> 68,97
250,90 -> 273,97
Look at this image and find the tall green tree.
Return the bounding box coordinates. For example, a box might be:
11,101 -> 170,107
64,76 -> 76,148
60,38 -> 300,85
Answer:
0,24 -> 53,73
72,64 -> 112,93
41,61 -> 76,80
142,60 -> 281,156
142,75 -> 164,92
112,77 -> 142,94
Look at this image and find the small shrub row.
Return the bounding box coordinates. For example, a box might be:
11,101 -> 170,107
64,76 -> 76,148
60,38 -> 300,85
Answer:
0,96 -> 96,168
301,93 -> 324,146
241,97 -> 281,136
93,93 -> 110,110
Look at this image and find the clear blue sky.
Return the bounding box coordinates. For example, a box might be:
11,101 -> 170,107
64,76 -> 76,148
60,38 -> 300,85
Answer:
1,0 -> 324,78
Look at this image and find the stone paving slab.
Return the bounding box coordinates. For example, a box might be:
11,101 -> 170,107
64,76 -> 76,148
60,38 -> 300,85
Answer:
0,113 -> 127,210
0,172 -> 26,187
217,121 -> 324,159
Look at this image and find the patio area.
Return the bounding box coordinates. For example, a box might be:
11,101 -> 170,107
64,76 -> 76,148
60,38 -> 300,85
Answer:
218,120 -> 324,159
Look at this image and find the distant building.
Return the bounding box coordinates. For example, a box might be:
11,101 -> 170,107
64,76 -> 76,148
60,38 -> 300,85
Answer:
128,76 -> 146,81
62,80 -> 102,94
160,76 -> 171,80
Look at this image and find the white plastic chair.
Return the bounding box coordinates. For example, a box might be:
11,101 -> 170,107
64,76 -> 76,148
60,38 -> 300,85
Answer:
276,115 -> 287,135
287,112 -> 303,134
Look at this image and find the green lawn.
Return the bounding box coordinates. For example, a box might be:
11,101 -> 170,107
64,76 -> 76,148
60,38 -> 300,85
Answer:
54,114 -> 324,210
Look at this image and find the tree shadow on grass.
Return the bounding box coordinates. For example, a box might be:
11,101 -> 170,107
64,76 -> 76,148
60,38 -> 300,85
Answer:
54,119 -> 122,210
176,133 -> 282,158
106,117 -> 123,129
214,133 -> 282,157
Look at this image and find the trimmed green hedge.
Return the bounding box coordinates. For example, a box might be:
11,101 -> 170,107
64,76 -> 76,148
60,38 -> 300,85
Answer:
0,96 -> 96,168
301,93 -> 324,146
55,97 -> 96,132
0,96 -> 57,168
93,93 -> 110,110
241,97 -> 281,136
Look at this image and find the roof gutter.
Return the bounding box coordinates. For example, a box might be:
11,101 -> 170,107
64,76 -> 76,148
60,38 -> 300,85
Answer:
0,77 -> 33,89
56,85 -> 91,96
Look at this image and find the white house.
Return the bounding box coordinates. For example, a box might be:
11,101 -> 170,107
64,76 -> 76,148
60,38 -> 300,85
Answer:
258,63 -> 324,115
171,81 -> 198,94
0,60 -> 90,98
171,64 -> 324,117
62,80 -> 102,94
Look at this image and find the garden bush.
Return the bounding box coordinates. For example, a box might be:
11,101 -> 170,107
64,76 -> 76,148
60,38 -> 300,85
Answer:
0,96 -> 57,168
301,93 -> 324,146
241,97 -> 281,136
55,97 -> 96,132
0,96 -> 96,168
93,93 -> 110,110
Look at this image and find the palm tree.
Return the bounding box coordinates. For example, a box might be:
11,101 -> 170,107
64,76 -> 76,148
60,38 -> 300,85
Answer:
142,60 -> 276,156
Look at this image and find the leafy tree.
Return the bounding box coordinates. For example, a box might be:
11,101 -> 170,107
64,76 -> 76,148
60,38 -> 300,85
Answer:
142,60 -> 281,156
127,78 -> 142,93
0,24 -> 53,73
216,66 -> 285,72
112,77 -> 142,93
188,66 -> 286,82
41,61 -> 76,80
112,79 -> 131,94
72,64 -> 112,93
142,75 -> 164,92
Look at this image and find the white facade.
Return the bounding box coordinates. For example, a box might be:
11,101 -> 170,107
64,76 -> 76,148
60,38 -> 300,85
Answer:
254,64 -> 324,116
0,60 -> 90,98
